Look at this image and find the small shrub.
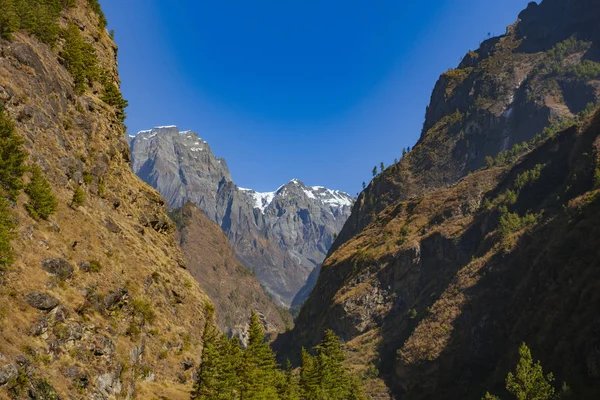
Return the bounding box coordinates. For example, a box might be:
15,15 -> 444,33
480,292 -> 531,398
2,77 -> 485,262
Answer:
158,348 -> 168,359
97,177 -> 105,197
70,185 -> 85,207
82,171 -> 93,185
131,298 -> 155,324
24,165 -> 57,220
125,322 -> 140,338
89,259 -> 101,272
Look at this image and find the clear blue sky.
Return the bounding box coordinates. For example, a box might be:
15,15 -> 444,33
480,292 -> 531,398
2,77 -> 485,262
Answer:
100,0 -> 533,195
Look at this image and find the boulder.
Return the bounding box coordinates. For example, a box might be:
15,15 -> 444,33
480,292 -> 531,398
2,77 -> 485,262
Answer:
104,217 -> 121,234
41,258 -> 74,280
104,288 -> 127,309
0,363 -> 17,386
25,292 -> 59,311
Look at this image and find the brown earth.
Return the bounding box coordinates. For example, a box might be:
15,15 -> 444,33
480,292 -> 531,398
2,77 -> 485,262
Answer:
0,1 -> 214,398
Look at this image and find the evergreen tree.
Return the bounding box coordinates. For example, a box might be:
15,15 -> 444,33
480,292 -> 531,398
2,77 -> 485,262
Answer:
0,106 -> 26,200
482,343 -> 564,400
70,185 -> 85,207
0,0 -> 18,40
407,146 -> 411,152
505,343 -> 555,400
0,193 -> 16,268
280,360 -> 300,400
315,330 -> 351,399
372,166 -> 377,177
299,347 -> 321,399
217,334 -> 242,399
192,321 -> 225,400
59,23 -> 98,93
240,311 -> 281,399
362,182 -> 366,190
379,162 -> 384,173
402,147 -> 407,157
24,164 -> 57,220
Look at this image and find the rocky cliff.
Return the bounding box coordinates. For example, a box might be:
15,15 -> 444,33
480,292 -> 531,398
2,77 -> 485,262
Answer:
0,1 -> 213,399
130,127 -> 354,306
170,202 -> 292,342
334,0 -> 600,252
278,0 -> 600,398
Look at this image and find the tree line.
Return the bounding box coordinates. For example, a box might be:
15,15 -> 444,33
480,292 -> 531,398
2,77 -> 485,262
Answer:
192,310 -> 365,400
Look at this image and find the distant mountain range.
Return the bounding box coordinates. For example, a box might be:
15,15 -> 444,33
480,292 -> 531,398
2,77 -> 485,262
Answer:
129,126 -> 354,306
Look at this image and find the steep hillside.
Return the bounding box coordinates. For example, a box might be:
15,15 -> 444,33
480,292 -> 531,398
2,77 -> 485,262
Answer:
130,127 -> 354,306
278,1 -> 600,398
334,0 -> 600,250
0,2 -> 212,399
170,203 -> 292,341
281,108 -> 600,399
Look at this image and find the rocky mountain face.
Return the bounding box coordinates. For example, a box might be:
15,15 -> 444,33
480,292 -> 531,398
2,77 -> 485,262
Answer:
0,2 -> 214,399
130,128 -> 354,306
334,0 -> 600,252
170,202 -> 292,342
277,0 -> 600,398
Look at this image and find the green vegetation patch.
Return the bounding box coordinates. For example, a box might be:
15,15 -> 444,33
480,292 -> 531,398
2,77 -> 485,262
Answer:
24,164 -> 57,220
191,311 -> 366,399
59,23 -> 99,94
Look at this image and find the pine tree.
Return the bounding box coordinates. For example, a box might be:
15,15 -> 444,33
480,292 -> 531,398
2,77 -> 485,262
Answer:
70,185 -> 85,207
24,165 -> 57,220
240,311 -> 281,399
0,106 -> 26,200
482,343 -> 562,400
0,193 -> 16,268
379,162 -> 384,173
505,343 -> 555,400
402,147 -> 407,157
362,182 -> 366,190
372,166 -> 377,177
59,23 -> 98,93
299,347 -> 321,399
280,360 -> 300,400
217,334 -> 242,399
191,321 -> 224,400
0,0 -> 18,40
315,330 -> 351,399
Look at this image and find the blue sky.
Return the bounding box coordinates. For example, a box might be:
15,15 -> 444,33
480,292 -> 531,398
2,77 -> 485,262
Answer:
100,0 -> 532,195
